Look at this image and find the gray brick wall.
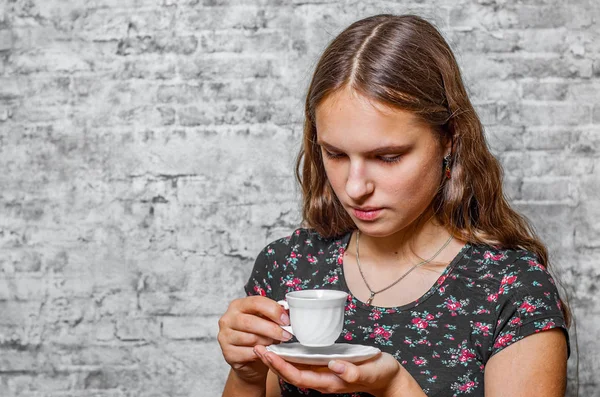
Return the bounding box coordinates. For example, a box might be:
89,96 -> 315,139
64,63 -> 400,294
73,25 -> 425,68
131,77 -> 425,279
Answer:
0,0 -> 598,396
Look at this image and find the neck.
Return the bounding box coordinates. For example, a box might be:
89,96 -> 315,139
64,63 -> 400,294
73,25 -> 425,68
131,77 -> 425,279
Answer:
355,212 -> 452,267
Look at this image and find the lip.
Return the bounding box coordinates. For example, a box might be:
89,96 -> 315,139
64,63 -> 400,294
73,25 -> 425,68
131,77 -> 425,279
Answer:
352,207 -> 383,221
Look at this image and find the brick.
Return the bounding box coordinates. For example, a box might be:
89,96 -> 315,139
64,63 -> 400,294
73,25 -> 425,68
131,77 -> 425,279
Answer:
178,100 -> 300,126
574,202 -> 600,249
485,125 -> 524,152
72,9 -> 176,40
503,177 -> 522,201
199,29 -> 290,53
0,302 -> 41,326
116,34 -> 198,56
94,321 -> 116,342
158,80 -> 294,103
168,341 -> 233,396
80,367 -> 140,390
161,315 -> 219,340
179,56 -> 278,80
18,391 -> 126,397
467,79 -> 519,101
197,0 -> 285,4
119,341 -> 230,396
501,151 -> 595,177
0,77 -> 20,100
572,129 -> 600,156
0,350 -> 44,372
572,29 -> 600,59
567,82 -> 600,103
115,317 -> 160,341
57,346 -> 137,367
178,5 -> 278,31
517,29 -> 567,53
11,44 -> 91,74
3,373 -> 74,395
128,127 -> 295,197
579,174 -> 600,203
0,249 -> 43,273
568,308 -> 600,385
449,5 -> 519,30
156,84 -> 202,104
446,30 -> 520,53
44,322 -> 116,347
452,4 -> 593,30
520,177 -> 577,204
94,290 -> 137,317
521,80 -> 569,100
0,29 -> 13,51
0,323 -> 43,351
512,203 -> 575,251
510,56 -> 594,79
512,5 -> 570,29
0,106 -> 12,121
139,260 -> 250,317
522,127 -> 575,150
138,291 -> 174,315
0,276 -> 46,301
115,56 -> 177,80
510,103 -> 591,127
0,227 -> 25,248
23,76 -> 72,105
461,53 -> 593,80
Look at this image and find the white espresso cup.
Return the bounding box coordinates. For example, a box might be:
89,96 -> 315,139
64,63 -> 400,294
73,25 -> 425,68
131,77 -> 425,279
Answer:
277,289 -> 348,347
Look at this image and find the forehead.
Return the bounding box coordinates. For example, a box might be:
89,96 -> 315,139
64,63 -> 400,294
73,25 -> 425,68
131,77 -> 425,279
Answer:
315,87 -> 432,143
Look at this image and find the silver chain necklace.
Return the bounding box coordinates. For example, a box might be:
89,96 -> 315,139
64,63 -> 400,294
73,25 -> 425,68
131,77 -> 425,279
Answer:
355,230 -> 454,305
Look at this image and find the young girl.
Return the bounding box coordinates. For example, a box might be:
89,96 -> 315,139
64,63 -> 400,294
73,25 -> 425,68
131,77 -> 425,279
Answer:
217,14 -> 570,397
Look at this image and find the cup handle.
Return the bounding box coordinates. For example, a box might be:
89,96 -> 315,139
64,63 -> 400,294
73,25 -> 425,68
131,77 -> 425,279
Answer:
276,300 -> 294,336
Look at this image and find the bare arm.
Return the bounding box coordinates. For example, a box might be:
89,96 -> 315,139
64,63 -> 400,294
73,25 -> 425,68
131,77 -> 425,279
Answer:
223,368 -> 267,397
484,329 -> 568,396
266,370 -> 281,397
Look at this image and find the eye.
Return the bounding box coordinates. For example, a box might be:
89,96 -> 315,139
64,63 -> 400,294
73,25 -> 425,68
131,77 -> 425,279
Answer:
378,155 -> 402,164
323,150 -> 346,160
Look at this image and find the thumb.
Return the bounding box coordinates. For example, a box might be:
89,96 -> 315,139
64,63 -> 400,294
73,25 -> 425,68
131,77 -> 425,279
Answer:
328,360 -> 361,383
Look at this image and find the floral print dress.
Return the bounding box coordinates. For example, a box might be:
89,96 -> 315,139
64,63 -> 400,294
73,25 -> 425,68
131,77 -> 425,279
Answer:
244,228 -> 570,396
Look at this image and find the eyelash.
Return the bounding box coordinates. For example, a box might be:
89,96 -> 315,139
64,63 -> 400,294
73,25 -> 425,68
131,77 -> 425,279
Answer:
323,151 -> 402,164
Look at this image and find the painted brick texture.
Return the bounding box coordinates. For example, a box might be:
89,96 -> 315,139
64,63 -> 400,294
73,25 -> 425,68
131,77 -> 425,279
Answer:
0,0 -> 598,396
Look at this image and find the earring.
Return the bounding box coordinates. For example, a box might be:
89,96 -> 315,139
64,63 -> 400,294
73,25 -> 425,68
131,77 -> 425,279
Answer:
443,154 -> 452,179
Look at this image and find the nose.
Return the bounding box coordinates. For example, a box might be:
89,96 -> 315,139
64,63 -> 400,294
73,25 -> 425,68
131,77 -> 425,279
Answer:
345,160 -> 374,200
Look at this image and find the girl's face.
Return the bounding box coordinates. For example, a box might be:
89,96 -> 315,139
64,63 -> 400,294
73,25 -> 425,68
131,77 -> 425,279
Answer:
315,87 -> 449,238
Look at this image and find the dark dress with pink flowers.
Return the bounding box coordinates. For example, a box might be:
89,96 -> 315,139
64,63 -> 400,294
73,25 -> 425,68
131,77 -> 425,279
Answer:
244,228 -> 570,397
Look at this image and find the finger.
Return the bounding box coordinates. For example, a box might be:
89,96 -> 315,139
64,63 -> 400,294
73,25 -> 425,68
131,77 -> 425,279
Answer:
232,313 -> 293,342
328,360 -> 360,383
253,345 -> 290,384
222,345 -> 265,369
255,346 -> 347,392
240,296 -> 290,325
227,329 -> 278,347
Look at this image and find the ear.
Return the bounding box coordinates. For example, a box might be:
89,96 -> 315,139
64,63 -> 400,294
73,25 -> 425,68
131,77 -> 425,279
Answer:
440,132 -> 453,157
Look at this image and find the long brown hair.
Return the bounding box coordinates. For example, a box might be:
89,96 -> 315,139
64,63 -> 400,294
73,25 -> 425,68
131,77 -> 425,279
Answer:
295,14 -> 571,325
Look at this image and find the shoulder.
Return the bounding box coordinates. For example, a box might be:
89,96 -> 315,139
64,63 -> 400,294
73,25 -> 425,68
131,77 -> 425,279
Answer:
466,244 -> 556,283
459,244 -> 564,309
246,228 -> 350,298
259,228 -> 347,256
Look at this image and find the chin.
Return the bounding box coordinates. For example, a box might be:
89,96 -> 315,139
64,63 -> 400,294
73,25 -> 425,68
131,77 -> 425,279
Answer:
354,222 -> 404,238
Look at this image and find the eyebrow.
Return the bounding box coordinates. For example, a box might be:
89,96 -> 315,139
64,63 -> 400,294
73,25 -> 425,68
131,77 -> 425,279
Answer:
316,141 -> 412,155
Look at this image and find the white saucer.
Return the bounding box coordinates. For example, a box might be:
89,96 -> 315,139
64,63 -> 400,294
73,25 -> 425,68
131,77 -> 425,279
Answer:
266,343 -> 381,366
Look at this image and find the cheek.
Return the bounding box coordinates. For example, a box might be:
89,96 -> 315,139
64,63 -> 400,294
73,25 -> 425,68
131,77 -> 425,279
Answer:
323,162 -> 345,191
388,162 -> 441,197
